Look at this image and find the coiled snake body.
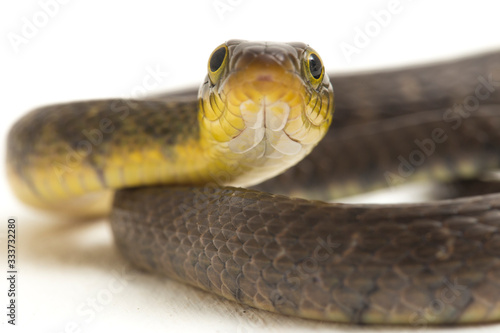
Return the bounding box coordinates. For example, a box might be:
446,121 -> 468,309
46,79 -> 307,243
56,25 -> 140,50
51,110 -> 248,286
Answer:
7,40 -> 500,325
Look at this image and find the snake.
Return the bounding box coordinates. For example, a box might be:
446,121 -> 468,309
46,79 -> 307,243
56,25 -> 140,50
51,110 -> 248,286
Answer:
6,40 -> 500,325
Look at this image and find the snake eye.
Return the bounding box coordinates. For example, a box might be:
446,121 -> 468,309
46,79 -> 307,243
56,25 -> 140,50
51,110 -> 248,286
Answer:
308,53 -> 322,79
208,44 -> 229,85
304,49 -> 324,88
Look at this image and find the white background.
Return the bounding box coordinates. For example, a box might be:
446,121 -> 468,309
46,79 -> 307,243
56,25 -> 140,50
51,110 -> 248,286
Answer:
1,0 -> 500,332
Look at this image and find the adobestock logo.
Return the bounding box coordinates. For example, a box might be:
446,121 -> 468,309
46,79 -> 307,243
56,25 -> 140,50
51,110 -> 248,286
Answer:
339,0 -> 413,63
384,73 -> 500,187
212,0 -> 245,21
7,0 -> 72,53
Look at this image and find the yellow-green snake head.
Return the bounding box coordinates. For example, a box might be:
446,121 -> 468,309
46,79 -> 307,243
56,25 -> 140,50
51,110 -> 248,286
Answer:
199,40 -> 334,187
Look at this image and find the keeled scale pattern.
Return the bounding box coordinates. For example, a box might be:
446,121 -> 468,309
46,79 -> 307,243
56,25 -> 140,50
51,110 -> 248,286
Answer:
111,186 -> 500,324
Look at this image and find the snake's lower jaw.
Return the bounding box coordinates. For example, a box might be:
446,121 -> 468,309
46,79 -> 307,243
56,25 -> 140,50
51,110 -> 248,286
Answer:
213,85 -> 331,187
220,98 -> 324,187
229,98 -> 301,156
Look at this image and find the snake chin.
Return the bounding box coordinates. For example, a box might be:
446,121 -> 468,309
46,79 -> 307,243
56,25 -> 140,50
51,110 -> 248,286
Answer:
228,98 -> 302,158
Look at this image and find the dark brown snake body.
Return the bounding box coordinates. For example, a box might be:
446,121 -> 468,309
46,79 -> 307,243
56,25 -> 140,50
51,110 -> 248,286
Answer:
8,45 -> 500,324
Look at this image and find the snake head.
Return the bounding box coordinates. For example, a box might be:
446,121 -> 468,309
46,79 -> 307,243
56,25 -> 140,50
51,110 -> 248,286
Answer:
199,40 -> 334,186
